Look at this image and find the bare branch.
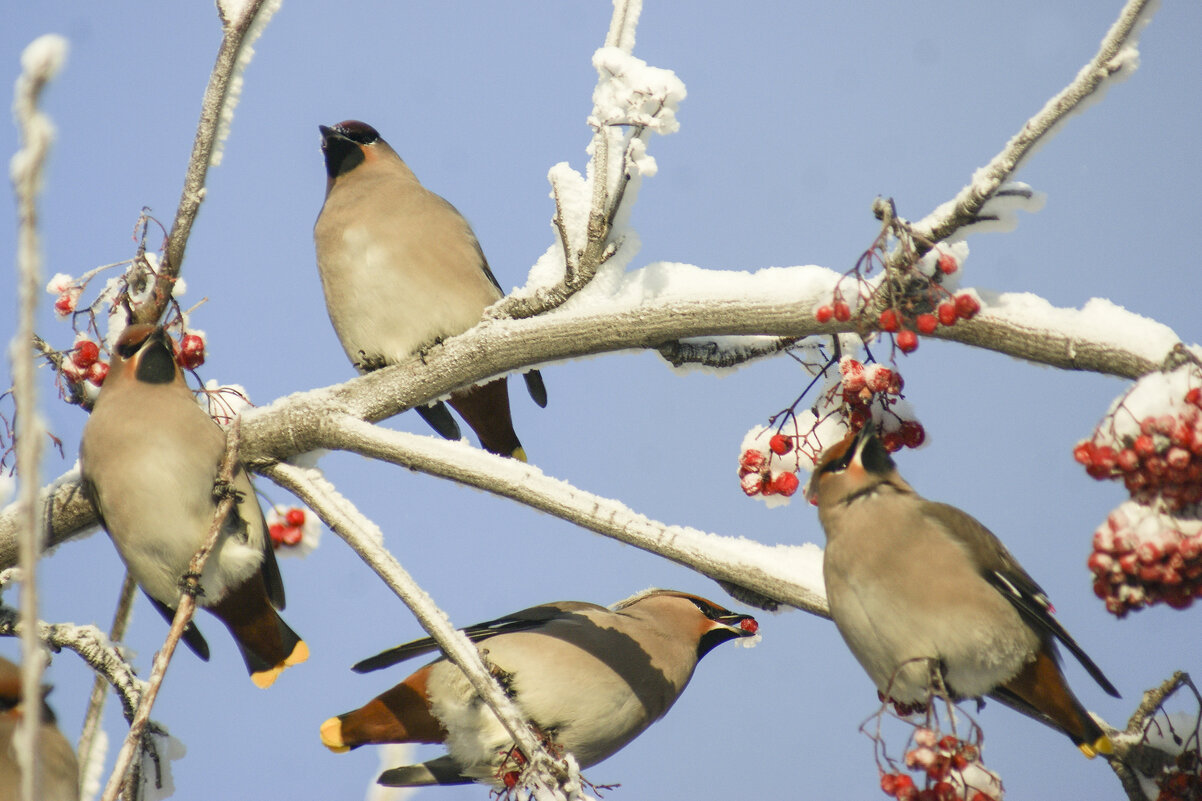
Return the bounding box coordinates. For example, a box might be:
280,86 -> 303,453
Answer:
912,0 -> 1156,246
135,0 -> 280,326
260,461 -> 580,794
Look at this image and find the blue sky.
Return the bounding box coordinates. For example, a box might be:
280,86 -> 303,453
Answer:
2,2 -> 1200,799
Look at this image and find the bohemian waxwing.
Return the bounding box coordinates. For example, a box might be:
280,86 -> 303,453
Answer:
806,426 -> 1121,757
319,589 -> 758,786
80,325 -> 308,688
314,119 -> 547,461
0,657 -> 78,801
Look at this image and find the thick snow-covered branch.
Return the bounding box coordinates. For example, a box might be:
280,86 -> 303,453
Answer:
281,416 -> 829,618
0,268 -> 1189,560
135,0 -> 280,326
261,462 -> 581,796
913,0 -> 1157,246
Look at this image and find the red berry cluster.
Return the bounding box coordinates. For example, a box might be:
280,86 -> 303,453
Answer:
1075,394 -> 1202,511
1156,749 -> 1201,801
1089,503 -> 1202,616
738,447 -> 801,498
879,729 -> 998,801
61,340 -> 109,389
268,507 -> 307,549
839,358 -> 925,453
872,293 -> 980,354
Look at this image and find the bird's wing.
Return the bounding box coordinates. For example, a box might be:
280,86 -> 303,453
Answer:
351,601 -> 605,673
924,501 -> 1120,698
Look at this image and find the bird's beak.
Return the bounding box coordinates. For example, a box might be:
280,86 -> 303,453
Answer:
716,612 -> 759,637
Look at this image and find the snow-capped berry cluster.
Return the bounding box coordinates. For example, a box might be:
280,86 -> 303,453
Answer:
61,339 -> 109,388
1075,384 -> 1202,511
1078,366 -> 1202,616
1156,748 -> 1202,801
878,729 -> 1001,801
739,446 -> 801,499
1089,501 -> 1202,616
266,506 -> 320,556
839,358 -> 925,453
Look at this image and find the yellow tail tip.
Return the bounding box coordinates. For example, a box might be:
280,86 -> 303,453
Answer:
320,717 -> 349,753
286,640 -> 310,667
251,641 -> 309,688
511,447 -> 528,462
250,665 -> 284,689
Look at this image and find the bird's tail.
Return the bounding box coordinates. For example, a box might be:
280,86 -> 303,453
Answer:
992,649 -> 1113,757
448,378 -> 527,460
211,578 -> 308,688
377,755 -> 471,787
320,664 -> 447,752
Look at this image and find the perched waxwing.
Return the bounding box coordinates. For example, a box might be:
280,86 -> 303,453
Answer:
319,589 -> 758,786
806,426 -> 1121,757
80,325 -> 307,688
0,657 -> 79,801
314,119 -> 547,461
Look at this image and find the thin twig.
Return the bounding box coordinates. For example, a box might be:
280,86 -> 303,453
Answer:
11,32 -> 69,801
99,423 -> 242,801
260,461 -> 577,794
912,0 -> 1156,246
76,572 -> 138,791
135,0 -> 279,326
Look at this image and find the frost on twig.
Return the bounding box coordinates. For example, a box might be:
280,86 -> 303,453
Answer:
269,415 -> 830,618
911,0 -> 1157,248
488,0 -> 684,321
135,0 -> 281,326
11,31 -> 69,801
260,461 -> 581,796
0,605 -> 145,723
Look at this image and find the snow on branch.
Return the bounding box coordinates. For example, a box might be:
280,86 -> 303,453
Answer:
286,415 -> 829,618
261,462 -> 583,798
488,0 -> 683,321
135,0 -> 280,327
912,0 -> 1158,246
0,261 -> 1192,561
0,605 -> 145,724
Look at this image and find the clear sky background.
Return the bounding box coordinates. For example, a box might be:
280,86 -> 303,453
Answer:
2,2 -> 1200,799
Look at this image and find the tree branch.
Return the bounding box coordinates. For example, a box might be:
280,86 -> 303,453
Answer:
260,461 -> 580,795
135,0 -> 280,326
912,0 -> 1156,246
279,416 -> 830,618
0,273 -> 1187,561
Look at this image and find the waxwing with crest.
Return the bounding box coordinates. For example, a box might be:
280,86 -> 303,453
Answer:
319,589 -> 758,787
314,120 -> 546,460
806,425 -> 1120,757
